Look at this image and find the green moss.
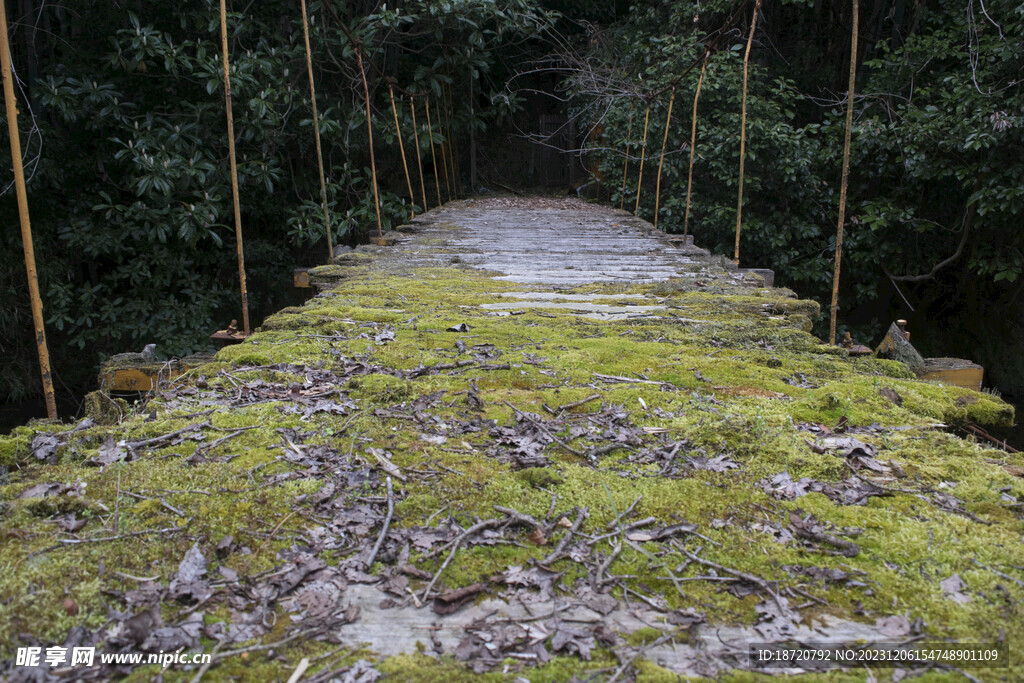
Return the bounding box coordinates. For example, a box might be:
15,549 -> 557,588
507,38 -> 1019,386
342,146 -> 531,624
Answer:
82,390 -> 129,425
0,427 -> 31,467
1,220 -> 1020,680
516,467 -> 565,488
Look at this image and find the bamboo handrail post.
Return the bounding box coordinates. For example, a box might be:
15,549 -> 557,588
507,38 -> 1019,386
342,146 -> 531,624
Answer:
445,84 -> 462,198
425,96 -> 442,207
684,50 -> 710,238
1,0 -> 56,419
219,0 -> 250,335
355,47 -> 383,240
437,96 -> 452,202
734,0 -> 762,265
633,104 -> 651,216
299,0 -> 333,259
653,87 -> 676,229
388,84 -> 415,219
830,0 -> 859,345
619,102 -> 635,210
410,95 -> 428,210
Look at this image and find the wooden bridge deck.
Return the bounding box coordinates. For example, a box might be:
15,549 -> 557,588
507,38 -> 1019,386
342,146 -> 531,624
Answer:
3,196 -> 1018,681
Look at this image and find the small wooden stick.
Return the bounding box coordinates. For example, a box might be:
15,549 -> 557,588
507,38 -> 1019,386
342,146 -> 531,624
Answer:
540,506 -> 587,565
364,476 -> 394,568
421,517 -> 504,601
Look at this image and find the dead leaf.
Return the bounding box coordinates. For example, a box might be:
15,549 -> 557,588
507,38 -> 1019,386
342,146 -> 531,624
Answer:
548,622 -> 595,660
168,542 -> 210,603
87,438 -> 127,467
875,615 -> 911,637
940,574 -> 971,603
18,482 -> 65,499
338,659 -> 381,683
30,433 -> 61,462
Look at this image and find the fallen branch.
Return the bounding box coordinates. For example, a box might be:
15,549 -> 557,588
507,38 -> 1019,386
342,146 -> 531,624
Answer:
192,428 -> 248,457
608,632 -> 673,683
557,393 -> 602,412
128,422 -> 210,450
540,506 -> 587,566
503,400 -> 584,457
594,373 -> 665,386
421,517 -> 505,601
365,476 -> 394,568
676,544 -> 787,613
30,521 -> 189,558
493,505 -> 544,529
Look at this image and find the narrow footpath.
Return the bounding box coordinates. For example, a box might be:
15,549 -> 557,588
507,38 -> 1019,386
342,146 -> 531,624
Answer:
1,197 -> 1020,681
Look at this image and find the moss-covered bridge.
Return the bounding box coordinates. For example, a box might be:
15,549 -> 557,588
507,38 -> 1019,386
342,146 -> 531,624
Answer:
1,197 -> 1020,681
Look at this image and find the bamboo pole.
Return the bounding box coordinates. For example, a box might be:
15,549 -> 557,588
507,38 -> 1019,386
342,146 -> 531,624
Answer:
653,87 -> 676,229
446,84 -> 462,198
684,50 -> 710,239
388,84 -> 415,219
355,47 -> 383,239
734,0 -> 762,265
299,0 -> 333,259
425,96 -> 442,207
410,95 -> 428,210
830,0 -> 858,346
437,96 -> 452,202
1,0 -> 56,419
633,104 -> 651,216
219,0 -> 250,335
619,102 -> 635,210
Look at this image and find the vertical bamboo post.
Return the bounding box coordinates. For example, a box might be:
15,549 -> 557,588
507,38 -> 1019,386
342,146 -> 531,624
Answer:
388,84 -> 415,219
830,0 -> 858,346
410,95 -> 428,210
219,0 -> 250,335
684,50 -> 710,238
436,96 -> 452,202
445,84 -> 462,198
619,102 -> 635,210
653,87 -> 676,228
425,96 -> 442,207
299,0 -> 333,259
355,46 -> 383,239
734,0 -> 762,265
1,0 -> 56,419
633,103 -> 651,216
469,65 -> 477,191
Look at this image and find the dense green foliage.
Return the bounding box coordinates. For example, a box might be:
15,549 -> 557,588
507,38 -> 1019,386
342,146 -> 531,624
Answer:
3,0 -> 1023,410
0,0 -> 552,404
573,0 -> 1023,389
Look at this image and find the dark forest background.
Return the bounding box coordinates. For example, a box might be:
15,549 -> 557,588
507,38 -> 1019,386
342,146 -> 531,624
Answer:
1,0 -> 1022,426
